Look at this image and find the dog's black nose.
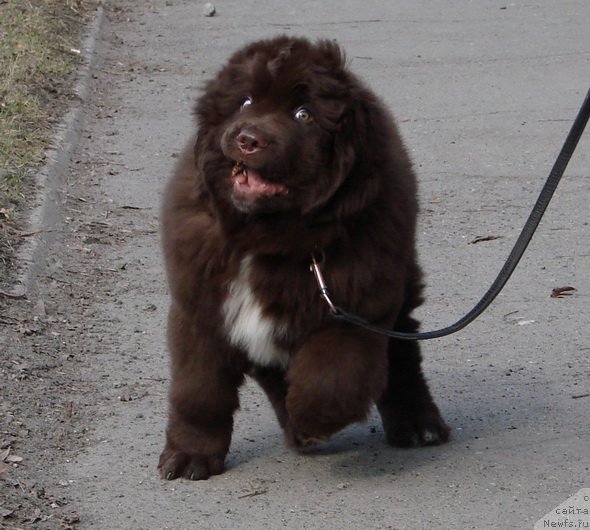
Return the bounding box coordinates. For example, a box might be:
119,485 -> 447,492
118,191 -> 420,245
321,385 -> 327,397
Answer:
236,129 -> 268,154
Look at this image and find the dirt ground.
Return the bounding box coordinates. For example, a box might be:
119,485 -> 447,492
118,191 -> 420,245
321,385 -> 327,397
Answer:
1,1 -> 589,529
0,4 -> 154,528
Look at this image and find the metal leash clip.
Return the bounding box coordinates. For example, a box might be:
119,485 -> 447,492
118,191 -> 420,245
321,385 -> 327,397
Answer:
310,251 -> 339,315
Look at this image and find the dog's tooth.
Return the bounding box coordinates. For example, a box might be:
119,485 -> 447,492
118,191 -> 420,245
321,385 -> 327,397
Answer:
231,162 -> 246,177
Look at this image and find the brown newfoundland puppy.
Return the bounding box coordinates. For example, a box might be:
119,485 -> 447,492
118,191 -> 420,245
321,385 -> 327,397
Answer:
159,36 -> 449,480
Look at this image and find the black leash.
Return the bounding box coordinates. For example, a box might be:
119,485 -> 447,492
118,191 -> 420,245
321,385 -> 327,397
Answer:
312,87 -> 590,340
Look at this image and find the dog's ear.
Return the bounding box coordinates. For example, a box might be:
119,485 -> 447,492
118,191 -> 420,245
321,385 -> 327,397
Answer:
301,101 -> 361,215
332,103 -> 359,181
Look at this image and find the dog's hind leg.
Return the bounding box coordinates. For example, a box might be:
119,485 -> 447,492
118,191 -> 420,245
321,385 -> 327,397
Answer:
376,311 -> 450,447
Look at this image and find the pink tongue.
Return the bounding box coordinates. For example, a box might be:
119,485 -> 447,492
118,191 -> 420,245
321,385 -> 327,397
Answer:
237,169 -> 287,195
247,170 -> 271,191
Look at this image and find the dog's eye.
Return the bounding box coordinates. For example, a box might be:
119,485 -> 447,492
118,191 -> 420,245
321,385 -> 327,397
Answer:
294,107 -> 311,122
241,97 -> 253,109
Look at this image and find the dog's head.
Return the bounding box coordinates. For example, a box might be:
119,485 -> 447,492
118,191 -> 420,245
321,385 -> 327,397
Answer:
194,36 -> 378,218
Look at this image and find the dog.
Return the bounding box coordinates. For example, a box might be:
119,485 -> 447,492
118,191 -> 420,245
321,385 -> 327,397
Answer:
158,36 -> 450,480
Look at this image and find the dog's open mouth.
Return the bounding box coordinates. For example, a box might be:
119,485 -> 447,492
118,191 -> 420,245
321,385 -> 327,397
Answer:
231,162 -> 288,198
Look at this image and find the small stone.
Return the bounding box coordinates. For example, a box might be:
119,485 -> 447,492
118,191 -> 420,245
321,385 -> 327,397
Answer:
203,2 -> 216,16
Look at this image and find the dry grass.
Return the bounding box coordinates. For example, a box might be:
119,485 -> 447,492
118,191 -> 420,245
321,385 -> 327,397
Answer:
0,0 -> 93,271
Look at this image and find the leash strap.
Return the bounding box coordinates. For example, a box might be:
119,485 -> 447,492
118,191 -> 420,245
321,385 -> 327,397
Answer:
314,87 -> 590,340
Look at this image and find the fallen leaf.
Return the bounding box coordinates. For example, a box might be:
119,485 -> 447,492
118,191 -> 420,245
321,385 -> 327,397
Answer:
0,288 -> 27,300
469,235 -> 503,244
551,286 -> 576,298
60,512 -> 81,529
238,489 -> 268,499
5,455 -> 23,464
16,229 -> 46,238
69,245 -> 92,253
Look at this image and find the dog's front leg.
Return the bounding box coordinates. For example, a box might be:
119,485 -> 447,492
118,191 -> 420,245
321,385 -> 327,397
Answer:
284,326 -> 389,448
159,304 -> 244,480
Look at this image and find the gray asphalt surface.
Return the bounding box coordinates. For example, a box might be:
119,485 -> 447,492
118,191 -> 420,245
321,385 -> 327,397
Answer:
58,1 -> 589,528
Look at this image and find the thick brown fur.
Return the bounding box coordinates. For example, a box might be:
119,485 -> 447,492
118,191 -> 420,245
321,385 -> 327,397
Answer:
159,36 -> 449,481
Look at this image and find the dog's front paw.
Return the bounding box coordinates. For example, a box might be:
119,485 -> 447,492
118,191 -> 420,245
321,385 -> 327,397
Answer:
383,412 -> 450,448
158,447 -> 225,481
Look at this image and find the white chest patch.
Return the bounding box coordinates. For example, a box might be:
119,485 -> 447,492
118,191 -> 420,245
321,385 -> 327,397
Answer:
222,256 -> 290,369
